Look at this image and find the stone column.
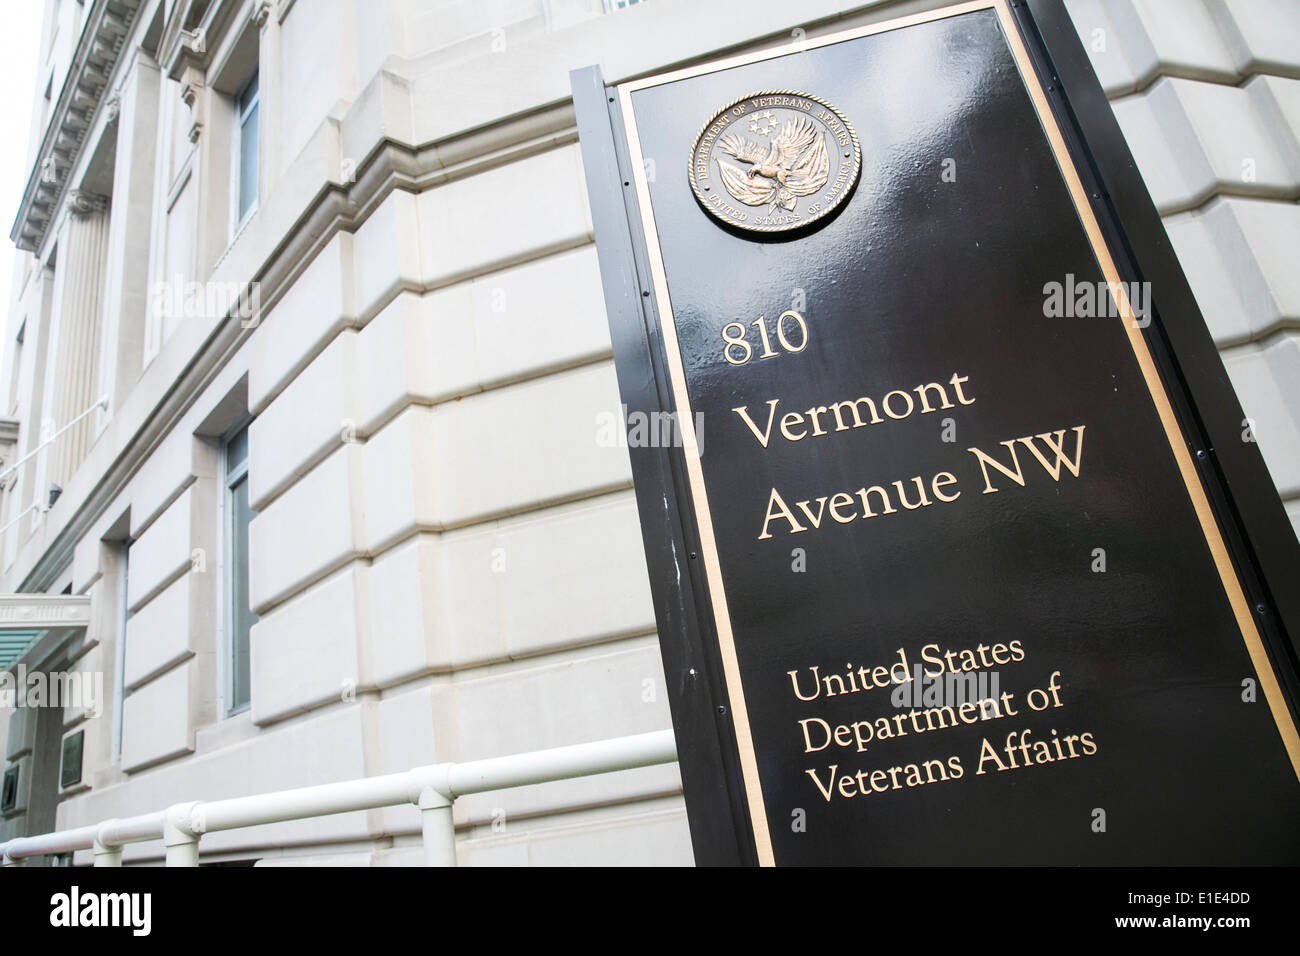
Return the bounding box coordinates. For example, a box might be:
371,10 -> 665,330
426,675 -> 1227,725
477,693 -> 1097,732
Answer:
45,191 -> 110,490
98,53 -> 161,415
15,266 -> 56,548
253,0 -> 281,196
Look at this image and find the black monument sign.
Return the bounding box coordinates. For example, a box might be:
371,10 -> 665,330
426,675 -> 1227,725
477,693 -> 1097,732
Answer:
573,0 -> 1300,865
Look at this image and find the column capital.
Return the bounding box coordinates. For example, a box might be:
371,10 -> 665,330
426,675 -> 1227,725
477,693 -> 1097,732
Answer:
65,190 -> 108,218
179,62 -> 206,108
179,64 -> 206,143
252,1 -> 274,29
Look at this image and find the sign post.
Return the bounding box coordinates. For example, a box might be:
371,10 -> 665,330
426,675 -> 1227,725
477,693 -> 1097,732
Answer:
573,0 -> 1300,866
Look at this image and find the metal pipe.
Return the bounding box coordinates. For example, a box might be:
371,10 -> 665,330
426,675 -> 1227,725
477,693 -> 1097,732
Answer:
0,502 -> 42,534
164,840 -> 199,867
2,823 -> 99,860
446,730 -> 677,797
92,845 -> 123,867
92,820 -> 123,867
418,787 -> 455,867
0,731 -> 680,866
194,768 -> 418,833
163,802 -> 200,867
0,395 -> 109,484
98,811 -> 166,846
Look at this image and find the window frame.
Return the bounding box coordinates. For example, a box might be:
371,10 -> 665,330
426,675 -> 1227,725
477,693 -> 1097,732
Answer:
230,70 -> 260,238
219,418 -> 257,717
110,537 -> 130,763
9,320 -> 25,414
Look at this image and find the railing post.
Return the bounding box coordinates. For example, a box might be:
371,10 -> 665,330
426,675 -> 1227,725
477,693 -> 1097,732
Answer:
164,802 -> 201,867
93,820 -> 123,867
418,786 -> 456,867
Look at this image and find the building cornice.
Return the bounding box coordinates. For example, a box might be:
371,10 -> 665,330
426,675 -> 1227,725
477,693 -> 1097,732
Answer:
0,595 -> 90,631
9,0 -> 145,254
158,0 -> 251,83
157,0 -> 212,80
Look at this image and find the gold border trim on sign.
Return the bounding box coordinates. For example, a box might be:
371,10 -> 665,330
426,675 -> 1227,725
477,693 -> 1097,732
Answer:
617,0 -> 1300,867
687,90 -> 863,234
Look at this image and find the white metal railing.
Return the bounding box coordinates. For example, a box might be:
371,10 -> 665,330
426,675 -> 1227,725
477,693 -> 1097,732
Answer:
0,730 -> 678,867
0,502 -> 42,534
0,395 -> 109,486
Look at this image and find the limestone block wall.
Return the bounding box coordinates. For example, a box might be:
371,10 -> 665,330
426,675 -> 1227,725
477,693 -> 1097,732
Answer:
28,0 -> 1300,867
54,146 -> 686,866
237,143 -> 682,863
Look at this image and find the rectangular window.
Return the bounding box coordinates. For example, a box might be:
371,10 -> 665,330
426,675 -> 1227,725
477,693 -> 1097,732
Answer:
9,321 -> 25,414
224,423 -> 256,713
235,73 -> 259,227
111,539 -> 130,762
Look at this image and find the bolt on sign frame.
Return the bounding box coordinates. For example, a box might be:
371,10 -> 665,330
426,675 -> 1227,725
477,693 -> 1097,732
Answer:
572,0 -> 1300,866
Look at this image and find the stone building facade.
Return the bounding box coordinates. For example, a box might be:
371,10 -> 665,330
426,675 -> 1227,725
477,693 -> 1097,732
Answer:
0,0 -> 1295,865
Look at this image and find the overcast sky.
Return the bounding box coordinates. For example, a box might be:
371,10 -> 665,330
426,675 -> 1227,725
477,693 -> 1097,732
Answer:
0,2 -> 48,375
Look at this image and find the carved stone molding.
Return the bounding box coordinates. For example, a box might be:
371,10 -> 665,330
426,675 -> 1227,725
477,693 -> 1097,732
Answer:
65,190 -> 108,218
103,93 -> 121,125
252,1 -> 273,29
178,62 -> 207,143
9,0 -> 144,252
0,595 -> 90,630
180,27 -> 206,56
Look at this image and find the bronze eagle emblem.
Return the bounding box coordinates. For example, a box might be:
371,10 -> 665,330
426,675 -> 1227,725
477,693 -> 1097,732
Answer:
715,116 -> 831,214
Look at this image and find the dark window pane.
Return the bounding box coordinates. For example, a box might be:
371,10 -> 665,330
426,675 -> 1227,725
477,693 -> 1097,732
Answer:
238,74 -> 258,114
230,474 -> 257,710
226,425 -> 248,476
238,95 -> 259,221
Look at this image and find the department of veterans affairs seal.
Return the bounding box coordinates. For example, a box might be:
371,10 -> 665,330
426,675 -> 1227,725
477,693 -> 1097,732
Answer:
689,91 -> 861,235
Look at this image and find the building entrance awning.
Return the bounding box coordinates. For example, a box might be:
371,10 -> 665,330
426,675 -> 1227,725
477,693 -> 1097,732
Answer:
0,596 -> 91,669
